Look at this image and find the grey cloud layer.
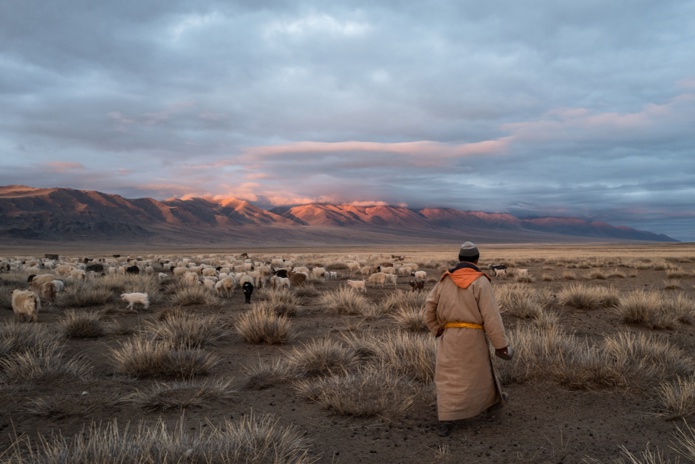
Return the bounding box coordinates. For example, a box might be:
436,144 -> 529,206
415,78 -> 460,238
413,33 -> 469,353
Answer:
1,0 -> 694,240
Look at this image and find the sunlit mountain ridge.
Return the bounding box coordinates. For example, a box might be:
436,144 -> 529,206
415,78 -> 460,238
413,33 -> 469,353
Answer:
0,185 -> 677,245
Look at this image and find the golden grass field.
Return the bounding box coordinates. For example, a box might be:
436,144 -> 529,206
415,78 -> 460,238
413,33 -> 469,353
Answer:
1,242 -> 695,463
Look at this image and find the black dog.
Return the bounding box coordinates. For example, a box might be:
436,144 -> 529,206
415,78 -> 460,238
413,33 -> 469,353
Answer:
242,282 -> 254,304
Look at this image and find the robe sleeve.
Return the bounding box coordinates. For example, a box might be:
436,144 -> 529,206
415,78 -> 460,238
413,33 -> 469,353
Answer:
424,281 -> 443,336
473,278 -> 508,349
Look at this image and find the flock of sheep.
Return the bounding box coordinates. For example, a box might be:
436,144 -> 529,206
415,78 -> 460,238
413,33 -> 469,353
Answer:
4,253 -> 435,323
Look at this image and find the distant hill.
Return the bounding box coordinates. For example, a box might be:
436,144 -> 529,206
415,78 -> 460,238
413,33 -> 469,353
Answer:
0,185 -> 677,246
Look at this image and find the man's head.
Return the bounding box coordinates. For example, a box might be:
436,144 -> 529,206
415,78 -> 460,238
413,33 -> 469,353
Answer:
458,241 -> 479,263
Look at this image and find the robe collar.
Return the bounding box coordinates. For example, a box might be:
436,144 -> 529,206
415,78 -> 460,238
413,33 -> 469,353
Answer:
440,262 -> 490,289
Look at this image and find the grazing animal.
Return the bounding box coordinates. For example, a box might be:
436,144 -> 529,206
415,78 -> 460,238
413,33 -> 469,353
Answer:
517,269 -> 529,277
288,271 -> 307,287
125,265 -> 140,275
488,264 -> 507,277
11,289 -> 41,322
35,281 -> 57,303
346,279 -> 367,293
412,270 -> 427,280
85,263 -> 104,273
120,292 -> 149,310
408,279 -> 425,293
242,282 -> 254,304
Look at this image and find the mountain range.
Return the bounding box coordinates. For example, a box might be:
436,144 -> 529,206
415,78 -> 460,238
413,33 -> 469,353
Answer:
0,185 -> 677,246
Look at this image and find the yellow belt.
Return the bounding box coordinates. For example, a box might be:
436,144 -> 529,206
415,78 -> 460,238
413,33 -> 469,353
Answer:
444,321 -> 483,330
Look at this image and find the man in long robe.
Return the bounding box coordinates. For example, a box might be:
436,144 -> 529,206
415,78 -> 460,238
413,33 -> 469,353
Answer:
425,241 -> 512,436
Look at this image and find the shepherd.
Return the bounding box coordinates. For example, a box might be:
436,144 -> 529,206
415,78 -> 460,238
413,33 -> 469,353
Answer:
425,241 -> 513,437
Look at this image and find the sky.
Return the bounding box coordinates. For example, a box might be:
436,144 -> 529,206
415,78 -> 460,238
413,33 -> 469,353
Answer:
1,1 -> 694,241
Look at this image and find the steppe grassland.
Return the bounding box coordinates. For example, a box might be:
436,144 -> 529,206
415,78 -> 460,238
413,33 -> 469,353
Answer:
0,242 -> 695,463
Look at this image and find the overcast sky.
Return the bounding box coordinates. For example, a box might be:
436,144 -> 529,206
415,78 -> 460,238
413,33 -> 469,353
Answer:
1,1 -> 694,241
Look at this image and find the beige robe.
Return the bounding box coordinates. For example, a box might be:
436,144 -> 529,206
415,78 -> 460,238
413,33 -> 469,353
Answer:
425,267 -> 508,421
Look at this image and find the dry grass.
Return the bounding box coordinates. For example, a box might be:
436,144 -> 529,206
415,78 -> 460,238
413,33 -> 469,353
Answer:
656,376 -> 695,420
316,287 -> 373,316
282,337 -> 358,379
169,285 -> 221,307
256,288 -> 301,317
615,290 -> 679,329
294,364 -> 418,419
59,309 -> 109,339
234,305 -> 296,345
0,342 -> 93,384
389,306 -> 428,332
121,378 -> 238,412
496,284 -> 555,319
558,284 -> 619,310
110,337 -> 219,379
56,283 -> 113,308
0,320 -> 60,357
143,311 -> 227,348
0,414 -> 317,464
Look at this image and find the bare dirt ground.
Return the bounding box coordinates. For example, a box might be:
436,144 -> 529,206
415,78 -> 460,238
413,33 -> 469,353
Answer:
1,243 -> 695,463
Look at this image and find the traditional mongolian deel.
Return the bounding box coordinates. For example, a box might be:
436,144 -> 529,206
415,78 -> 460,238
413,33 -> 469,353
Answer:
425,261 -> 509,421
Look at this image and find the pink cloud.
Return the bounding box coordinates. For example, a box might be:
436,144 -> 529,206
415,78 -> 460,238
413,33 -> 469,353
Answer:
240,139 -> 511,166
44,161 -> 86,172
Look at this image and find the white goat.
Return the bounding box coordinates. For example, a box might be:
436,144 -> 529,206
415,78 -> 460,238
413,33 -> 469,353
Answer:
121,292 -> 150,310
346,279 -> 367,293
12,289 -> 41,322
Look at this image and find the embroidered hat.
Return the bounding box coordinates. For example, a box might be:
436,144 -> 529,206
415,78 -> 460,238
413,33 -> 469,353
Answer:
458,241 -> 480,262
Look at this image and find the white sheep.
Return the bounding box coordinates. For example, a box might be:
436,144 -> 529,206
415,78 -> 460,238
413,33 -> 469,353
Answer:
412,270 -> 427,281
158,272 -> 169,282
214,276 -> 236,298
385,273 -> 398,287
121,292 -> 150,310
346,279 -> 367,293
12,289 -> 41,322
517,269 -> 529,277
311,267 -> 327,280
366,272 -> 387,287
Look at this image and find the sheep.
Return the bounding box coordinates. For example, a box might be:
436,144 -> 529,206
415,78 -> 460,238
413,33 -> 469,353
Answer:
488,264 -> 507,277
125,265 -> 140,275
202,277 -> 217,291
121,292 -> 150,311
360,266 -> 373,276
346,262 -> 362,275
70,269 -> 86,281
288,271 -> 307,287
242,282 -> 254,304
215,276 -> 236,298
328,271 -> 338,280
385,273 -> 398,287
182,271 -> 200,286
238,274 -> 255,288
412,270 -> 427,280
85,263 -> 104,274
408,279 -> 425,293
35,281 -> 57,304
28,274 -> 58,286
270,275 -> 291,289
311,267 -> 327,280
366,272 -> 387,287
158,272 -> 169,282
202,267 -> 218,277
11,289 -> 41,322
52,280 -> 65,293
517,269 -> 529,277
346,279 -> 367,293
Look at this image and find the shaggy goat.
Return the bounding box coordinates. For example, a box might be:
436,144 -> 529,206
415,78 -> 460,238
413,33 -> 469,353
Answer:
121,292 -> 150,310
12,289 -> 41,322
346,279 -> 367,293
